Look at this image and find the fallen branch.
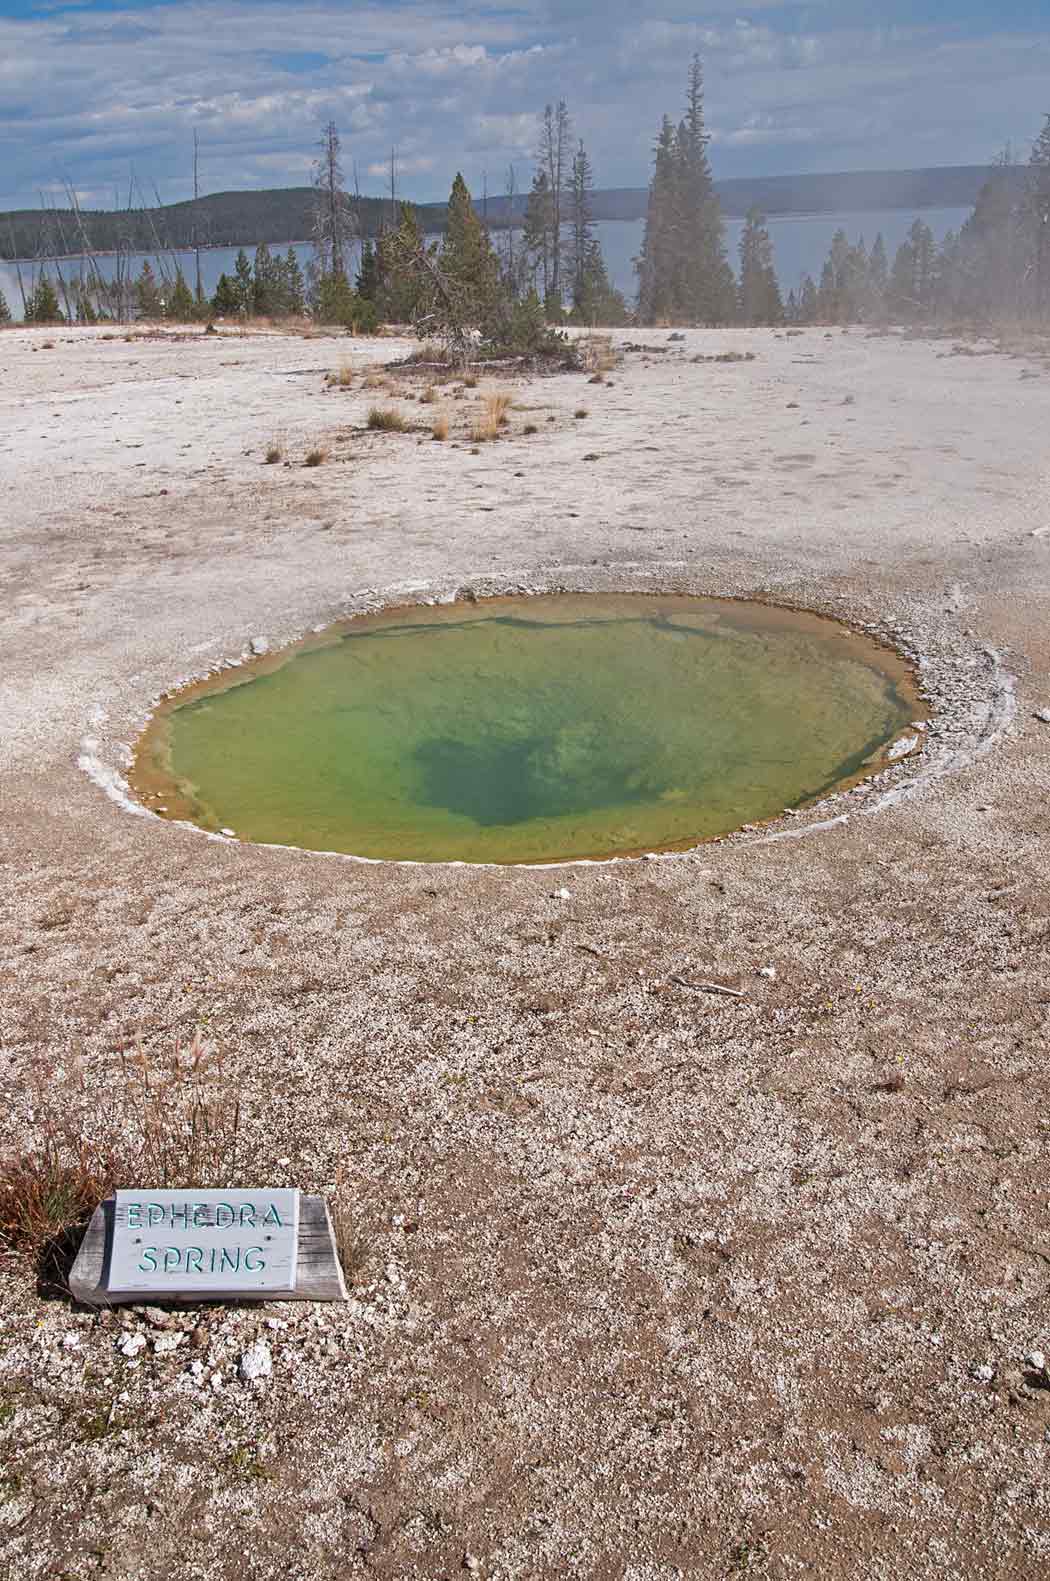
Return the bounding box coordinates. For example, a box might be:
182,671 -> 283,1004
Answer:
669,975 -> 746,999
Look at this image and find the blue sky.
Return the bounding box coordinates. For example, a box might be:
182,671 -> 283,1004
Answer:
1,0 -> 1048,210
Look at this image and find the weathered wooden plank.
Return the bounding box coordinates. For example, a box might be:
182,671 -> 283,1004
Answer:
69,1194 -> 347,1305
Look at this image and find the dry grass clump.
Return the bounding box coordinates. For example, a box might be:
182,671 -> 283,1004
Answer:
367,406 -> 409,432
363,370 -> 391,390
463,373 -> 479,389
470,418 -> 499,443
304,445 -> 329,466
432,412 -> 450,441
578,332 -> 618,375
693,350 -> 757,364
326,361 -> 354,388
0,1036 -> 244,1283
264,431 -> 286,464
485,391 -> 512,428
420,385 -> 438,404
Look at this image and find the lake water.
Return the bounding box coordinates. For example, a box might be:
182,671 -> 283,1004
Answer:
0,205 -> 972,321
131,593 -> 919,865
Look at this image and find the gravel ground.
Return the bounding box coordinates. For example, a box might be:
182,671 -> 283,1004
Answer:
1,321 -> 1050,1579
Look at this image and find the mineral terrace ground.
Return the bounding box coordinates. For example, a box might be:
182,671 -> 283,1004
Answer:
1,322 -> 1049,1580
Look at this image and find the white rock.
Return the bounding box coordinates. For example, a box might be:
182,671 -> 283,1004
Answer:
238,1341 -> 273,1383
1026,1349 -> 1046,1371
62,1333 -> 82,1350
972,1362 -> 995,1383
210,1370 -> 225,1394
1035,709 -> 1050,725
249,636 -> 270,656
757,966 -> 777,980
118,1331 -> 147,1359
153,1332 -> 186,1356
552,887 -> 571,901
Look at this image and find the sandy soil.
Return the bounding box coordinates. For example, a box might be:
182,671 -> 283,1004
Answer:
2,320 -> 1050,1579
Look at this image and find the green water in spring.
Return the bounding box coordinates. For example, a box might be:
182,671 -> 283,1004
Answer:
143,594 -> 918,863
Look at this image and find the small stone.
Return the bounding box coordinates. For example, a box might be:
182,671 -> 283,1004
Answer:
249,636 -> 270,656
1026,1349 -> 1046,1372
552,887 -> 571,901
142,1306 -> 172,1330
757,966 -> 777,980
972,1362 -> 995,1383
190,1325 -> 209,1350
219,827 -> 236,838
464,1557 -> 481,1574
210,1371 -> 224,1394
62,1333 -> 82,1350
1035,709 -> 1050,724
118,1332 -> 147,1359
238,1341 -> 273,1383
153,1332 -> 186,1356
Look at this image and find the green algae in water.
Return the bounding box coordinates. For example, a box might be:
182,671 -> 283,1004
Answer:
138,594 -> 920,864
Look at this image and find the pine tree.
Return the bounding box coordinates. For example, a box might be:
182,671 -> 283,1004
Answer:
252,243 -> 281,315
568,139 -> 596,316
798,274 -> 818,322
282,248 -> 306,316
538,102 -> 572,306
523,167 -> 553,301
167,269 -> 196,321
0,286 -> 10,324
869,234 -> 889,299
637,116 -> 680,322
442,173 -> 500,319
356,239 -> 380,302
380,204 -> 428,322
676,55 -> 735,322
211,273 -> 240,315
737,207 -> 783,324
26,275 -> 62,323
134,260 -> 163,320
232,248 -> 254,315
637,57 -> 734,324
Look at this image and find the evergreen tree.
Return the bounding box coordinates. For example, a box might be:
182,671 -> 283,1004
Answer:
568,139 -> 596,315
538,101 -> 572,305
676,55 -> 735,322
311,267 -> 377,331
379,204 -> 428,322
737,207 -> 783,324
523,166 -> 554,302
283,247 -> 306,315
356,239 -> 380,302
232,248 -> 254,315
637,57 -> 734,323
869,234 -> 889,300
0,285 -> 10,324
211,273 -> 239,315
167,269 -> 196,321
637,116 -> 680,322
26,275 -> 63,323
798,274 -> 818,322
252,243 -> 281,315
134,260 -> 163,319
441,173 -> 500,319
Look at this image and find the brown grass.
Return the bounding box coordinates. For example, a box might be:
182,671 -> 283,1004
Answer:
420,385 -> 438,404
264,432 -> 285,464
363,370 -> 390,390
578,333 -> 617,375
432,412 -> 450,441
0,1035 -> 244,1280
367,406 -> 409,432
326,362 -> 354,388
484,391 -> 512,429
304,446 -> 329,466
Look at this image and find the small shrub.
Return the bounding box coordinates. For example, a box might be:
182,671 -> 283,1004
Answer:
367,406 -> 408,432
470,418 -> 499,443
304,446 -> 328,466
432,412 -> 449,441
463,374 -> 479,389
574,407 -> 589,419
420,385 -> 437,404
578,333 -> 617,374
264,437 -> 283,464
326,362 -> 354,388
523,423 -> 538,435
363,370 -> 390,390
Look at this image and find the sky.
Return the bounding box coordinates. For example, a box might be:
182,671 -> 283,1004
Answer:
1,0 -> 1048,211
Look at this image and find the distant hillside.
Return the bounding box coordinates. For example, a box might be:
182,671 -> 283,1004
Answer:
0,165 -> 1022,261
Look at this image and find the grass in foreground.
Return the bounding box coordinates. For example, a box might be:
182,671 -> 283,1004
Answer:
367,406 -> 409,432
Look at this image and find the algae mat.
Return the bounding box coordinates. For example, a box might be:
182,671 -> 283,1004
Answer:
132,594 -> 920,863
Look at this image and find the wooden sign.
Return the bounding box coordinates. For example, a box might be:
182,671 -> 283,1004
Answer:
108,1189 -> 299,1296
69,1190 -> 347,1305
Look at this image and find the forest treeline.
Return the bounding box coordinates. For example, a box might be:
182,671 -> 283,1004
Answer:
3,59 -> 1049,341
0,166 -> 1019,263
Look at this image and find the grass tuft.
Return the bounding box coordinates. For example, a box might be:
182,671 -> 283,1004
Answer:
432,412 -> 450,441
367,406 -> 409,432
304,446 -> 328,466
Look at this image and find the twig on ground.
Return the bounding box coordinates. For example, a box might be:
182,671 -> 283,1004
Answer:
669,975 -> 746,999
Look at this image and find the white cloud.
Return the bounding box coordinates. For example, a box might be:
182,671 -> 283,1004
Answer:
0,1 -> 1048,214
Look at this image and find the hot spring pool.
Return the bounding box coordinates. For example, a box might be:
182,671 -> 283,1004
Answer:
131,593 -> 922,864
